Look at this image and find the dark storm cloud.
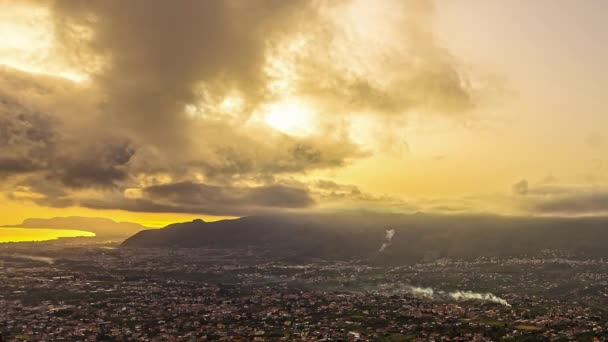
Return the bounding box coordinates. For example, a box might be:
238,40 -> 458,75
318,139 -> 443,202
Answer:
69,182 -> 315,216
0,109 -> 56,173
47,0 -> 364,180
0,60 -> 360,216
51,141 -> 135,189
31,176 -> 410,217
51,0 -> 314,146
0,67 -> 135,189
144,182 -> 314,209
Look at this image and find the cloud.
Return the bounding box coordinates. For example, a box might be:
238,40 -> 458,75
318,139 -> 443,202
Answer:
74,182 -> 315,217
512,179 -> 608,216
533,191 -> 608,215
0,69 -> 65,175
47,0 -> 367,179
292,0 -> 475,117
0,0 -> 484,217
51,0 -> 315,146
512,179 -> 529,195
144,182 -> 314,210
0,67 -> 135,189
25,176 -> 417,217
51,141 -> 135,188
314,180 -> 362,196
0,109 -> 56,173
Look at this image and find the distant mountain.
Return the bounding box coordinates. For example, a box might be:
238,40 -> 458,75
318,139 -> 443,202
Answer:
122,213 -> 608,263
4,216 -> 149,238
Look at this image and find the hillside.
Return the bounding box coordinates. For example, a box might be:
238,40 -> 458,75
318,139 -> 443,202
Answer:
122,213 -> 608,263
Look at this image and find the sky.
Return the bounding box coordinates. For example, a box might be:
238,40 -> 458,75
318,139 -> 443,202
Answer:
1,0 -> 607,227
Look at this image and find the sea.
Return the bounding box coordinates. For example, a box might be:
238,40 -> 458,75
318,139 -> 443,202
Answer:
0,227 -> 95,243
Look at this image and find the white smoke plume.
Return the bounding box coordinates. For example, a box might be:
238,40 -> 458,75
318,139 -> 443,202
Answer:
406,286 -> 435,298
378,228 -> 396,252
393,284 -> 510,307
449,290 -> 511,307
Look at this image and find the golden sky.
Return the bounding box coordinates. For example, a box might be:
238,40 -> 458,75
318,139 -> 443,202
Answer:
1,0 -> 608,227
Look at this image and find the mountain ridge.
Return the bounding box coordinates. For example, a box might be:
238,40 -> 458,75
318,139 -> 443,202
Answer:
3,216 -> 150,238
122,213 -> 608,263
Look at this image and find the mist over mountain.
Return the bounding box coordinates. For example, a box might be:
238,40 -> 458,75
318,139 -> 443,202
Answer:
122,213 -> 608,263
5,216 -> 149,238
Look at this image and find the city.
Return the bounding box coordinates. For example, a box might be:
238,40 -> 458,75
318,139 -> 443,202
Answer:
2,239 -> 607,341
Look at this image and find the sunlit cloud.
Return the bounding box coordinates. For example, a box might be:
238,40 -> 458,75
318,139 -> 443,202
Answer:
1,0 -> 606,223
259,98 -> 317,136
0,1 -> 88,83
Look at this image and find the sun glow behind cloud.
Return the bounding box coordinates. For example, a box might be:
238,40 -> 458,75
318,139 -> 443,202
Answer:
262,98 -> 317,136
0,2 -> 87,82
3,0 -> 608,228
0,0 -> 481,224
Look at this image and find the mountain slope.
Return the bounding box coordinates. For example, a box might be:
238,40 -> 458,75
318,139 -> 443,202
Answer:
122,213 -> 608,263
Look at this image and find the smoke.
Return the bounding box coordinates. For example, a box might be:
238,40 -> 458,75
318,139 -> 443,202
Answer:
402,285 -> 510,307
11,254 -> 55,265
378,228 -> 396,252
406,286 -> 434,298
386,228 -> 396,241
449,290 -> 511,307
